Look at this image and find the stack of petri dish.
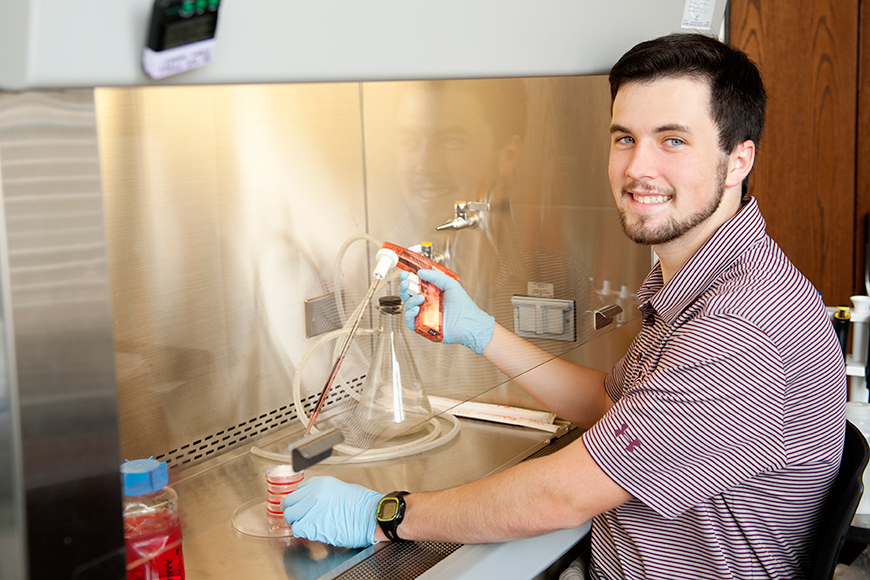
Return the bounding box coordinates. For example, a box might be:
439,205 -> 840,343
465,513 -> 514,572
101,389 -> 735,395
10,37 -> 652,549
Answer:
265,465 -> 305,520
232,465 -> 304,538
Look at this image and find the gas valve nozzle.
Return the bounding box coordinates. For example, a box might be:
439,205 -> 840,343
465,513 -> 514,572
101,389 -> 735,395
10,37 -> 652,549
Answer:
435,201 -> 490,231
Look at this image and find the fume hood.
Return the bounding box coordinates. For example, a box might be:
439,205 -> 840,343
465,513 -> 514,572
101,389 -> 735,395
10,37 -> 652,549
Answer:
0,1 -> 726,579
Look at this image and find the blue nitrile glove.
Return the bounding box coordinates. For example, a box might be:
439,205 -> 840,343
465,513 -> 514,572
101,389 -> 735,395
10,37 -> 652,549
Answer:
280,476 -> 381,548
398,269 -> 495,355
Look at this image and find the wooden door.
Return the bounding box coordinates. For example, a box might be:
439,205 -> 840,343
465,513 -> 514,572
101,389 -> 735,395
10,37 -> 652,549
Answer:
729,0 -> 861,305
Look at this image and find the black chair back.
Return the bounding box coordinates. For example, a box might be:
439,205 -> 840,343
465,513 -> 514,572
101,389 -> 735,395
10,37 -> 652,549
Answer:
810,419 -> 870,580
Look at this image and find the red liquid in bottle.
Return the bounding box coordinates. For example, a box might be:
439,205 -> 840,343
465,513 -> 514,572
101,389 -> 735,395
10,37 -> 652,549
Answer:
124,512 -> 186,580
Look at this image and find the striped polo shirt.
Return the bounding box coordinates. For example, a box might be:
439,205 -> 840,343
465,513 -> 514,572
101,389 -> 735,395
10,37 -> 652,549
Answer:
583,197 -> 847,580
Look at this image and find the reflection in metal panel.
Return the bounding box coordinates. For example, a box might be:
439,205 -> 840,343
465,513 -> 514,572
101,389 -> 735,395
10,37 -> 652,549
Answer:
362,77 -> 647,411
95,77 -> 648,470
0,90 -> 124,579
95,84 -> 371,466
0,138 -> 23,580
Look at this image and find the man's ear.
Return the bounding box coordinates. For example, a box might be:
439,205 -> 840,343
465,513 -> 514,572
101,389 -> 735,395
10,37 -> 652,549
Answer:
499,135 -> 523,177
725,139 -> 756,188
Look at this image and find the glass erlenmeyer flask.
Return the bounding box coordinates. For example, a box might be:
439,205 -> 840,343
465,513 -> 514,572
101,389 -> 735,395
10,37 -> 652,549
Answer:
354,295 -> 431,440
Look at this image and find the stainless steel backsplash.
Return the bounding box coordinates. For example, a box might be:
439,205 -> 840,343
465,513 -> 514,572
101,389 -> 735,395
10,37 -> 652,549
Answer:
93,76 -> 650,469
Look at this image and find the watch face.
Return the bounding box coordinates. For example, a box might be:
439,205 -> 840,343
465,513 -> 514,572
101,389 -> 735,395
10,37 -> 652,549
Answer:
378,497 -> 400,520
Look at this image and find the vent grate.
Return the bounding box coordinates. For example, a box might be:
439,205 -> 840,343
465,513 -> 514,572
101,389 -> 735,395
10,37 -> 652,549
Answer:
155,375 -> 366,470
337,542 -> 462,580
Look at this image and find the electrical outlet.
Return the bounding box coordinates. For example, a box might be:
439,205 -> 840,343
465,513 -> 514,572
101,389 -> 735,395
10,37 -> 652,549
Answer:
511,296 -> 575,342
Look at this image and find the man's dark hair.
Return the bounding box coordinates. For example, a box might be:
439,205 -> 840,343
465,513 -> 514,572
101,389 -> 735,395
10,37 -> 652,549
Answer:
609,33 -> 767,156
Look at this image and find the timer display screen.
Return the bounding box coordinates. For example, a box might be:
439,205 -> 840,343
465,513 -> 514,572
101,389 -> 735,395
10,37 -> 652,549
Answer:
162,13 -> 217,50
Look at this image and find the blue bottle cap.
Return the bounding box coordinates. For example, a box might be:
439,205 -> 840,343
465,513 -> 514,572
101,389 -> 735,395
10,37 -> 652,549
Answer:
120,458 -> 168,496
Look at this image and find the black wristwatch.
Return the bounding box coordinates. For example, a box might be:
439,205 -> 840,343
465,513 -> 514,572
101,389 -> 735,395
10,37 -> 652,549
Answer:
376,491 -> 410,541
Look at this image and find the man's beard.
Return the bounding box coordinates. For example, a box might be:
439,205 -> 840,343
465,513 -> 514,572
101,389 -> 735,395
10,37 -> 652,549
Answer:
618,160 -> 728,246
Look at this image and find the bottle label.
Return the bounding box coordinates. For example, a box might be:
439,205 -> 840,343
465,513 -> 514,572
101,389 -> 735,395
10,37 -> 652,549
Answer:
125,515 -> 186,580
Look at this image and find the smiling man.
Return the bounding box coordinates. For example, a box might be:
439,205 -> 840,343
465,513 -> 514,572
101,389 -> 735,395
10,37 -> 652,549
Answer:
281,34 -> 847,580
607,48 -> 758,285
610,79 -> 741,250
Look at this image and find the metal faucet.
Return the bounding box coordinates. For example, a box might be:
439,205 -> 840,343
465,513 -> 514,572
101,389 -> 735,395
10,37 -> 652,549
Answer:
435,201 -> 490,231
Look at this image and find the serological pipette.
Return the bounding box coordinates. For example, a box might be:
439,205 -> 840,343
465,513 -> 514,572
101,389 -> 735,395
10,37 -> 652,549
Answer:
303,246 -> 399,436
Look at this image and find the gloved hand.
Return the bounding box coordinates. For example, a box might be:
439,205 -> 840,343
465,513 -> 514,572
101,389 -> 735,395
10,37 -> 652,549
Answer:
280,476 -> 381,548
398,269 -> 495,355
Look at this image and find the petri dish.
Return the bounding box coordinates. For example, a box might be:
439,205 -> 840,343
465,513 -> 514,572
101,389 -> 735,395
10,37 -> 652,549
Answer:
232,498 -> 294,538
